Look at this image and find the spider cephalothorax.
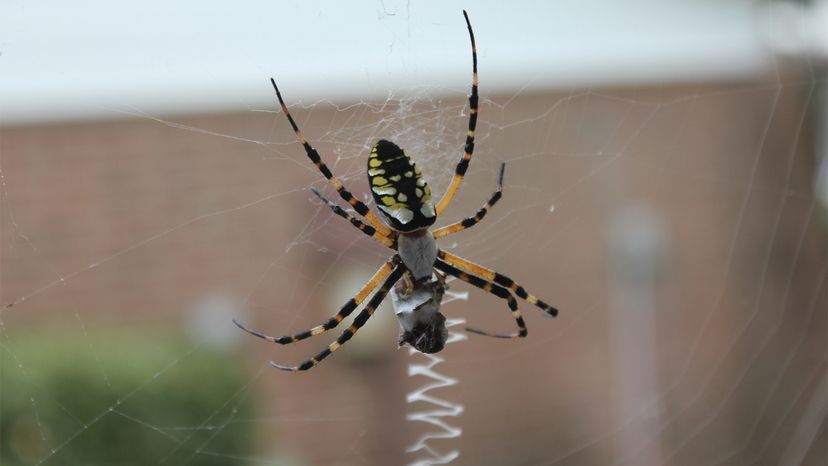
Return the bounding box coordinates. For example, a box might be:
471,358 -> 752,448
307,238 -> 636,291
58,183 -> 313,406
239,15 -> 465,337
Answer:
233,11 -> 559,372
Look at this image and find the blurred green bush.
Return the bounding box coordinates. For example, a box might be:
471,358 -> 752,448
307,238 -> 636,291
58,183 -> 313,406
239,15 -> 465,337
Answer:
1,327 -> 254,465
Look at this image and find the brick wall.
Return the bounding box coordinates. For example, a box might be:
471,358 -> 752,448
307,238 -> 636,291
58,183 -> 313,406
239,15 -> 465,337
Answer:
2,79 -> 824,464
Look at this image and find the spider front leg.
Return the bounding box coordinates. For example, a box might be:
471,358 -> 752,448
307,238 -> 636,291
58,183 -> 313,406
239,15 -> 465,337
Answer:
270,78 -> 392,236
438,250 -> 559,317
272,265 -> 406,371
433,269 -> 449,292
310,187 -> 397,249
434,259 -> 526,338
398,271 -> 416,300
433,161 -> 504,239
233,256 -> 401,344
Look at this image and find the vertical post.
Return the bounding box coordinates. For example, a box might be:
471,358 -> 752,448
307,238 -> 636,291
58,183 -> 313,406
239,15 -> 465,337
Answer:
608,205 -> 667,464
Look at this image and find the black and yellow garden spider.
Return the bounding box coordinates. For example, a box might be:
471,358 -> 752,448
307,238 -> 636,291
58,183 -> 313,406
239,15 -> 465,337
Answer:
233,11 -> 558,371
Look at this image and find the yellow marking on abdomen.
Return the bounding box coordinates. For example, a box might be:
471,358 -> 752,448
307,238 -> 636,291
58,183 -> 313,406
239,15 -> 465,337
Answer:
373,186 -> 396,195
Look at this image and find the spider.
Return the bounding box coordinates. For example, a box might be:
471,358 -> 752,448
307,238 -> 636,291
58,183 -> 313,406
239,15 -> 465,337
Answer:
233,10 -> 558,371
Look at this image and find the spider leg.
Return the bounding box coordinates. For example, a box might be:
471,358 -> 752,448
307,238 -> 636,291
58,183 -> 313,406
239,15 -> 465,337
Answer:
433,161 -> 503,239
272,264 -> 406,371
435,10 -> 479,216
233,256 -> 401,344
270,78 -> 392,236
434,259 -> 525,338
310,187 -> 397,249
438,250 -> 559,317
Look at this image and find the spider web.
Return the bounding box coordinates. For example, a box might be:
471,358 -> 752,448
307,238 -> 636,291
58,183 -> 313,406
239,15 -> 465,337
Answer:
1,2 -> 827,466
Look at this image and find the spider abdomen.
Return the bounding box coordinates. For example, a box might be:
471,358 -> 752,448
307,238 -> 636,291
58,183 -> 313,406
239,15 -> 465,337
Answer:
368,140 -> 436,232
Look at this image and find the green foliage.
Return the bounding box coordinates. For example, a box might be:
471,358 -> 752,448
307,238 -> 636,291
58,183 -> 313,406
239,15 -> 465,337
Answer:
1,327 -> 254,465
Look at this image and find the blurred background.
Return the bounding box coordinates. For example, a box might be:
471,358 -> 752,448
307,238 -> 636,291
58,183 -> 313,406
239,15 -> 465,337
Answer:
1,0 -> 827,465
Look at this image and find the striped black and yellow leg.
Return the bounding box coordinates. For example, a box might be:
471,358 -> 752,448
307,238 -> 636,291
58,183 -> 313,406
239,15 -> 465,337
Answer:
270,78 -> 393,237
437,250 -> 559,317
435,10 -> 479,216
434,259 -> 526,338
272,265 -> 406,371
233,256 -> 401,345
433,161 -> 503,239
310,187 -> 397,249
